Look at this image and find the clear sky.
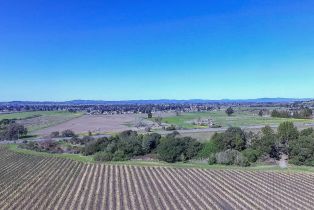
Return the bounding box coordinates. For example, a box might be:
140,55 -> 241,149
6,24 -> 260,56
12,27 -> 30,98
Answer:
1,0 -> 314,101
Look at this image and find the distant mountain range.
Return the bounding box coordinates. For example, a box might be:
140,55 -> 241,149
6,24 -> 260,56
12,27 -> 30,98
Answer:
1,98 -> 312,105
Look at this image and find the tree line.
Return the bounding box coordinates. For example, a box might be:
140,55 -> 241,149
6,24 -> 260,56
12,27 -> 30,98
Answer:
200,122 -> 314,166
0,119 -> 27,141
271,107 -> 312,119
81,130 -> 202,162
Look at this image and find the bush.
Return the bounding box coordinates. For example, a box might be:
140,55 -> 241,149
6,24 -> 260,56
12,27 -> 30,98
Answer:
223,127 -> 246,151
61,129 -> 76,137
215,149 -> 250,166
252,126 -> 279,159
242,148 -> 260,163
157,136 -> 202,163
300,128 -> 314,137
50,131 -> 60,138
289,135 -> 314,166
112,150 -> 127,161
225,107 -> 234,116
207,127 -> 247,151
0,123 -> 27,140
198,140 -> 220,158
185,140 -> 203,160
82,138 -> 109,155
165,125 -> 176,131
157,138 -> 186,163
277,122 -> 299,144
210,132 -> 225,151
142,133 -> 161,153
208,154 -> 216,165
94,151 -> 113,161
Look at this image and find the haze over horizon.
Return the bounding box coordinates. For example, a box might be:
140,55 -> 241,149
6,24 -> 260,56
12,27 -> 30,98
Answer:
1,0 -> 314,101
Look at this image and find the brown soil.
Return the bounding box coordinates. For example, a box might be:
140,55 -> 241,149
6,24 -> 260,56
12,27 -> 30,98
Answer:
34,114 -> 146,135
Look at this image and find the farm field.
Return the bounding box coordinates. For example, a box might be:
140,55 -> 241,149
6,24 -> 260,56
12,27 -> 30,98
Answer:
33,113 -> 147,136
1,146 -> 314,210
159,110 -> 314,129
0,111 -> 83,132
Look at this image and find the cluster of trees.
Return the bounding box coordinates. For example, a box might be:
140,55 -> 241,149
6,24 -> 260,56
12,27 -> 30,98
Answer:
82,130 -> 202,163
225,107 -> 234,116
49,129 -> 76,138
201,122 -> 314,166
0,103 -> 216,115
20,139 -> 81,154
200,127 -> 251,166
0,120 -> 27,141
271,107 -> 312,119
83,131 -> 162,161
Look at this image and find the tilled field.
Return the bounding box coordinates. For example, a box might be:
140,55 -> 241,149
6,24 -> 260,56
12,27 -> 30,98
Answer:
0,147 -> 314,210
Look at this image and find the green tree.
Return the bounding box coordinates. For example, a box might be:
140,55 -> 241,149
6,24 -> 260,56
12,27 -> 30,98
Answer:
225,107 -> 234,116
157,136 -> 202,163
142,133 -> 161,153
289,135 -> 314,166
0,123 -> 27,140
277,122 -> 299,155
198,140 -> 220,158
277,122 -> 299,145
210,132 -> 225,151
252,126 -> 279,159
223,127 -> 246,151
242,148 -> 260,163
300,128 -> 314,137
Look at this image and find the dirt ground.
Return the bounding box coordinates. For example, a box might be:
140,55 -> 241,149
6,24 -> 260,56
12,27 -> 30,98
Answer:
34,112 -> 314,141
34,114 -> 146,135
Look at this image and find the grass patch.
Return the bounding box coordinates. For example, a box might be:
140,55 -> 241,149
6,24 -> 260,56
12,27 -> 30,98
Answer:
8,144 -> 93,163
0,111 -> 83,132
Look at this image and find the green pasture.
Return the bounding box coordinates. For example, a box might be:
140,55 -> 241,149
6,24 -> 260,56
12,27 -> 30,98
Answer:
0,111 -> 83,132
157,110 -> 314,128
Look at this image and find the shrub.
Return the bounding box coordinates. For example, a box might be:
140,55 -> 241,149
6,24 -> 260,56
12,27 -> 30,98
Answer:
61,129 -> 76,137
157,136 -> 202,163
166,131 -> 180,138
198,140 -> 220,158
50,131 -> 60,138
215,149 -> 250,166
225,107 -> 234,116
277,122 -> 299,144
112,150 -> 127,161
223,127 -> 246,151
142,133 -> 161,153
82,138 -> 109,155
185,140 -> 203,160
145,126 -> 151,132
165,125 -> 176,131
252,126 -> 279,159
242,148 -> 260,163
94,151 -> 113,161
300,128 -> 314,137
0,123 -> 27,140
289,135 -> 314,166
208,154 -> 216,165
210,132 -> 225,151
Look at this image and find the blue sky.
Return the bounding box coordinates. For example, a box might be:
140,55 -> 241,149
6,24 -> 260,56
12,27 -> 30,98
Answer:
1,0 -> 314,101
